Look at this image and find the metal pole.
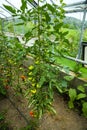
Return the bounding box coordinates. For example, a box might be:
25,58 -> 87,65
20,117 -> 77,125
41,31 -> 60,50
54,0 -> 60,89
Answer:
77,7 -> 87,59
28,0 -> 38,8
65,9 -> 87,13
64,1 -> 86,7
64,55 -> 87,65
0,6 -> 12,15
0,12 -> 7,18
51,52 -> 87,65
27,1 -> 34,8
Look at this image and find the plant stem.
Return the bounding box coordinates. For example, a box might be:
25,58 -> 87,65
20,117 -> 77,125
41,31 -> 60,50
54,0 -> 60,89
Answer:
37,0 -> 41,60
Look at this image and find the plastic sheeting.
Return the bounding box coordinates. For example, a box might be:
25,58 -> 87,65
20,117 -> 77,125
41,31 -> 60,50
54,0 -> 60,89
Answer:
0,0 -> 86,19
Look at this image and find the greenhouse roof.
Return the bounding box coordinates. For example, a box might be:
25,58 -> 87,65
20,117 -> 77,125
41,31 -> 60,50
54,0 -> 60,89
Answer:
0,0 -> 87,20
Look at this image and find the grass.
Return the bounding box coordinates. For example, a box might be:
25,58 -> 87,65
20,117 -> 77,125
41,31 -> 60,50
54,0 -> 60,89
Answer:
55,56 -> 87,80
56,57 -> 77,70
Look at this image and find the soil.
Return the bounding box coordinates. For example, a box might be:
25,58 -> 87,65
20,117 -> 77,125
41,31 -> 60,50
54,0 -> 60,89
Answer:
0,88 -> 87,130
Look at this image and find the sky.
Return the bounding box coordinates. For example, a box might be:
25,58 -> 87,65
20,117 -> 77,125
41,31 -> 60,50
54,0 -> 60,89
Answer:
0,0 -> 86,20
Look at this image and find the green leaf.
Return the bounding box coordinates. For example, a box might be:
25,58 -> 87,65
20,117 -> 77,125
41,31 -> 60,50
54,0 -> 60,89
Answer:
0,113 -> 4,121
69,88 -> 77,101
82,102 -> 87,118
53,23 -> 63,31
47,105 -> 56,114
45,12 -> 51,23
62,31 -> 69,36
3,5 -> 16,14
47,4 -> 55,13
48,81 -> 53,99
28,0 -> 33,2
0,87 -> 6,95
20,15 -> 27,21
39,109 -> 43,119
21,0 -> 27,12
64,75 -> 74,81
77,85 -> 85,93
56,85 -> 63,93
28,99 -> 36,108
63,38 -> 69,44
84,84 -> 87,87
60,0 -> 63,3
24,31 -> 32,40
63,66 -> 69,74
39,76 -> 46,87
76,93 -> 86,100
68,100 -> 74,109
15,23 -> 24,26
24,89 -> 30,97
61,80 -> 67,88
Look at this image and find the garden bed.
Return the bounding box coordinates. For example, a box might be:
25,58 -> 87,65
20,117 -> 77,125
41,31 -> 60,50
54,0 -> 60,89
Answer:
0,87 -> 87,130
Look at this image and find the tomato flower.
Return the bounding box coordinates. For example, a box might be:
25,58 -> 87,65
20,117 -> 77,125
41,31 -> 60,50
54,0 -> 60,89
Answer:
36,84 -> 41,88
35,60 -> 40,64
28,65 -> 34,70
28,77 -> 32,81
31,89 -> 36,94
32,83 -> 36,87
28,72 -> 32,75
19,67 -> 23,70
32,78 -> 35,82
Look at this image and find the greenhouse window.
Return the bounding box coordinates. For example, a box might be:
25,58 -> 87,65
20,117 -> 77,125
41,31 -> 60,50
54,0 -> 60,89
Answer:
82,42 -> 87,67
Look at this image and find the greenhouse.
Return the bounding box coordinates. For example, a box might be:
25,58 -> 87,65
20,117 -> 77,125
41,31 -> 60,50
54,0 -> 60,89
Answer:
0,0 -> 87,129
